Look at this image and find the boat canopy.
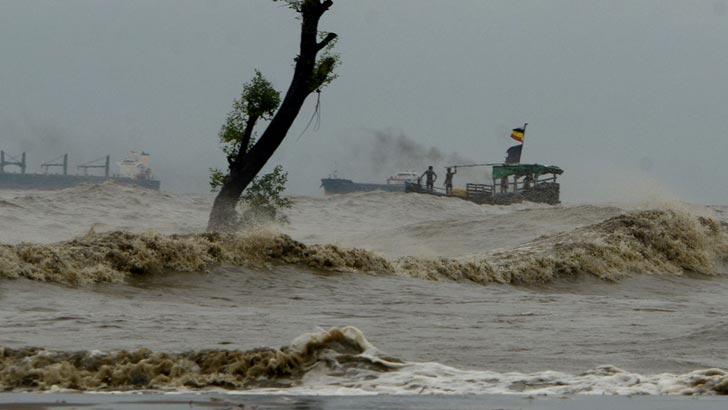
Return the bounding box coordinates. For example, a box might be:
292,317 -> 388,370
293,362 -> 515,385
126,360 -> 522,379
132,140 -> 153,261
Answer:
492,164 -> 563,179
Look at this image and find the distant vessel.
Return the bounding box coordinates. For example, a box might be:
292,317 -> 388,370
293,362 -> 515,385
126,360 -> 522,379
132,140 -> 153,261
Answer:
0,150 -> 161,190
320,164 -> 563,205
321,171 -> 418,195
386,171 -> 419,185
117,151 -> 155,182
325,123 -> 563,205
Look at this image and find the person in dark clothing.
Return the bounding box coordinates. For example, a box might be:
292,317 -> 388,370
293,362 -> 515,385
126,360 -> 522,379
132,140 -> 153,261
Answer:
444,167 -> 457,194
421,166 -> 437,192
523,174 -> 534,189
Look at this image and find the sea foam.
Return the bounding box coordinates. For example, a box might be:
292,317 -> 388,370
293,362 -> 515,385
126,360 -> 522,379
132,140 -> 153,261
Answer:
2,327 -> 728,395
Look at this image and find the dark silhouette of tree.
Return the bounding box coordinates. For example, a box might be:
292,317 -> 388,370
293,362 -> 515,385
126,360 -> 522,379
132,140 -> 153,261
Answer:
209,71 -> 292,226
208,0 -> 338,231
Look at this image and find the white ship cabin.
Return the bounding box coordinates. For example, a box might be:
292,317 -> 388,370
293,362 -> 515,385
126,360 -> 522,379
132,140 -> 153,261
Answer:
117,151 -> 153,180
387,171 -> 419,185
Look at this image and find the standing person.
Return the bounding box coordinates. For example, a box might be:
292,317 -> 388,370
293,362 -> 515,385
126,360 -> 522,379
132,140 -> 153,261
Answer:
421,166 -> 437,192
523,174 -> 534,189
444,167 -> 457,194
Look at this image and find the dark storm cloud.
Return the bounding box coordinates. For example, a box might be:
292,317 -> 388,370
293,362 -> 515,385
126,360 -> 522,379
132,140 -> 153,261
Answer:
1,0 -> 726,202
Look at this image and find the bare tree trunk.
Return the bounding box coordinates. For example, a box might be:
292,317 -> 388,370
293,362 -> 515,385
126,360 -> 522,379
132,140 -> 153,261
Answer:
208,0 -> 336,232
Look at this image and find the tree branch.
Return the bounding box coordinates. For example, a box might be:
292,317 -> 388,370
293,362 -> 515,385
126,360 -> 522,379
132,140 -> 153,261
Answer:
239,115 -> 259,160
316,32 -> 338,51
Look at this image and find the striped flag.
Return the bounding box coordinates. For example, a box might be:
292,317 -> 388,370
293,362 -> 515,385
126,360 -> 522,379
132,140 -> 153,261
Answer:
510,127 -> 525,143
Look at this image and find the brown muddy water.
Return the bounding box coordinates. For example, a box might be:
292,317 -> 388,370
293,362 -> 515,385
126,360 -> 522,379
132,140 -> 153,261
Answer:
1,184 -> 728,396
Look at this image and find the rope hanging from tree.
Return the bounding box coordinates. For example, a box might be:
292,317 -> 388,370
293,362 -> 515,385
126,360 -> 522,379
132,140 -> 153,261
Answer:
296,89 -> 322,141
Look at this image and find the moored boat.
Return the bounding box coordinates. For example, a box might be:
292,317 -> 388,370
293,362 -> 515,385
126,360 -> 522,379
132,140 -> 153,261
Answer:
406,163 -> 563,205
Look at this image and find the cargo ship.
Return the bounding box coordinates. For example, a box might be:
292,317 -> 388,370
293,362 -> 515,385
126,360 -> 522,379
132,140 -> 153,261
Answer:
0,150 -> 161,190
320,171 -> 419,195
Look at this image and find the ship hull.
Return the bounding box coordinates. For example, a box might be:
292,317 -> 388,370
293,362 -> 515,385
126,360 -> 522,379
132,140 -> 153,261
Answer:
320,178 -> 405,195
0,173 -> 161,190
405,181 -> 560,205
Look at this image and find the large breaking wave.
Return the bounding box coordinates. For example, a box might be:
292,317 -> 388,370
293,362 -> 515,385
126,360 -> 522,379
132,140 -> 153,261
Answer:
1,209 -> 726,286
0,229 -> 391,285
2,326 -> 728,395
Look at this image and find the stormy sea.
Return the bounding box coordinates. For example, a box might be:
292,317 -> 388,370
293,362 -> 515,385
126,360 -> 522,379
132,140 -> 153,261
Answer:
2,182 -> 728,409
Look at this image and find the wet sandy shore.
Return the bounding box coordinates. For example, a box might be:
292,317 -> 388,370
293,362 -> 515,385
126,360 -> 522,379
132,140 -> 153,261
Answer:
2,393 -> 728,410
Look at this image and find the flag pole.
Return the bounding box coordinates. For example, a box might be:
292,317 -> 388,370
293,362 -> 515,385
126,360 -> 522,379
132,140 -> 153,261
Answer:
446,162 -> 501,168
520,122 -> 528,163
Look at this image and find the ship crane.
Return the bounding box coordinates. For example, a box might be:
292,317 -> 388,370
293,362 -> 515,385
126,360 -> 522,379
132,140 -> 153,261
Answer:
77,156 -> 110,177
0,151 -> 26,174
41,154 -> 69,175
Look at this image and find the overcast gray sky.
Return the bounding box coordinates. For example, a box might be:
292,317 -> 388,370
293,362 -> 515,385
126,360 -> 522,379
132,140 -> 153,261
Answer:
1,0 -> 727,203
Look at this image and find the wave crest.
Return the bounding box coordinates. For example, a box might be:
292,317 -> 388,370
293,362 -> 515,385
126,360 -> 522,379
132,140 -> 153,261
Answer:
2,327 -> 728,395
0,230 -> 392,285
1,209 -> 726,286
0,327 -> 397,391
491,210 -> 728,283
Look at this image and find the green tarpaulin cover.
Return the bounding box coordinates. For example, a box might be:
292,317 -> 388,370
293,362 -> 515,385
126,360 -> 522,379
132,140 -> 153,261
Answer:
492,164 -> 563,179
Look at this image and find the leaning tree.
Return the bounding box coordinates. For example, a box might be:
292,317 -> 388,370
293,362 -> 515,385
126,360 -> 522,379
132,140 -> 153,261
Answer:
207,0 -> 338,232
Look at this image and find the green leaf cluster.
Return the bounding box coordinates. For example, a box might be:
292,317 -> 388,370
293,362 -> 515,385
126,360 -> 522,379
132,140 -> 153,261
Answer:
272,0 -> 304,12
242,70 -> 281,120
209,164 -> 292,225
218,70 -> 280,151
208,167 -> 228,192
211,70 -> 282,192
240,165 -> 293,224
310,33 -> 340,91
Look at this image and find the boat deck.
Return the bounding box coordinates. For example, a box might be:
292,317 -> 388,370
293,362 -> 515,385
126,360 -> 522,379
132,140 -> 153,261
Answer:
405,179 -> 560,205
